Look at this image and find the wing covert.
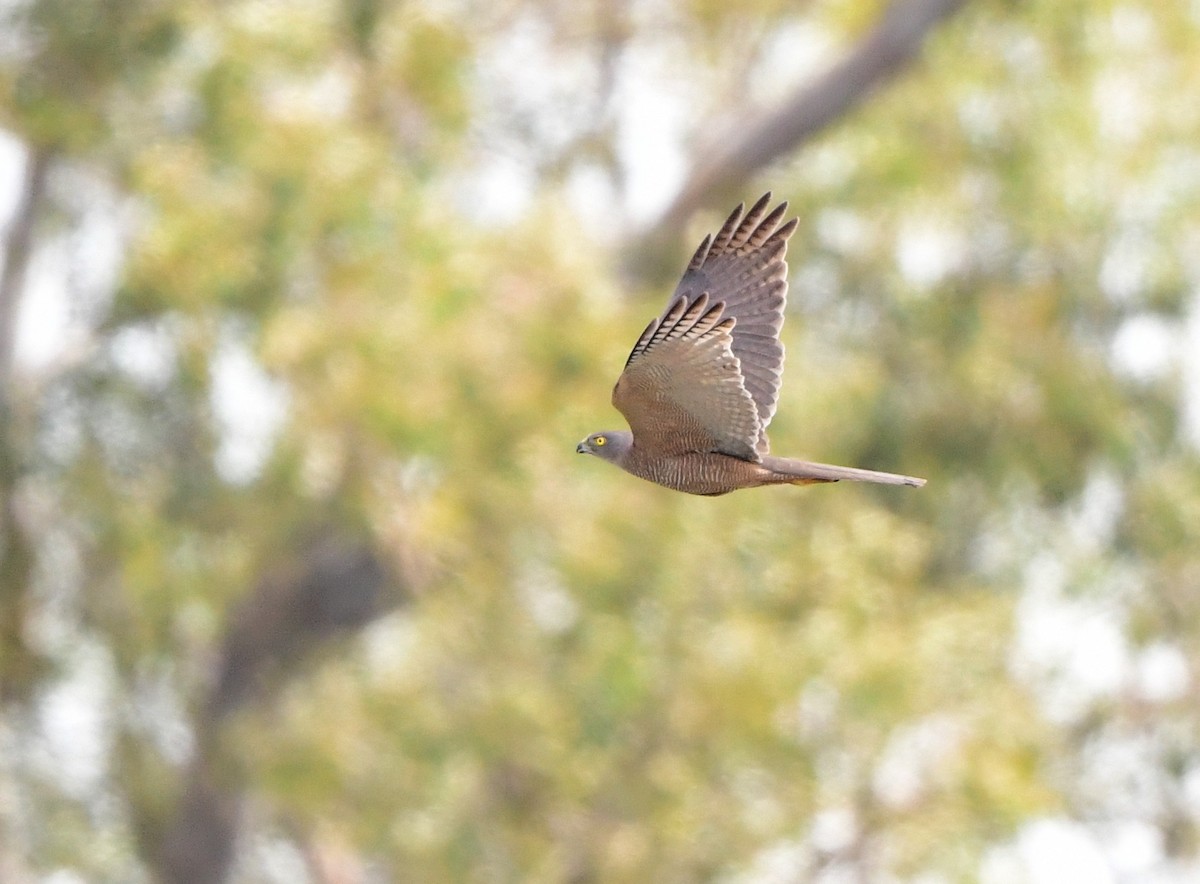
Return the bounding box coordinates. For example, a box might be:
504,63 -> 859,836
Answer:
613,294 -> 762,461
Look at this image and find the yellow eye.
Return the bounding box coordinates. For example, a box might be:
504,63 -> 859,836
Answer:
594,435 -> 607,447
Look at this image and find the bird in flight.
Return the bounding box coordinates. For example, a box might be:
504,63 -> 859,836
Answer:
577,193 -> 926,495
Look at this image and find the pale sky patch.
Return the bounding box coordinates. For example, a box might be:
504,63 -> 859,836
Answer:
1111,313 -> 1175,382
210,331 -> 290,484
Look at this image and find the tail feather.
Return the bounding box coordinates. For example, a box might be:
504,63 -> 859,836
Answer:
761,455 -> 926,488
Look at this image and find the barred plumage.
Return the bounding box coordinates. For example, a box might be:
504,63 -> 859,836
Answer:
577,194 -> 925,495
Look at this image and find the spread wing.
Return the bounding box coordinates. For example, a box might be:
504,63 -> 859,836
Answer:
670,193 -> 797,449
613,293 -> 761,461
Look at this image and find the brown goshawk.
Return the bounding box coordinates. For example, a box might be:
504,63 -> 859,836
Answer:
577,193 -> 926,495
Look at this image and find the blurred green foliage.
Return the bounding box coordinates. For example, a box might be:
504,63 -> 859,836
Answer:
2,0 -> 1200,881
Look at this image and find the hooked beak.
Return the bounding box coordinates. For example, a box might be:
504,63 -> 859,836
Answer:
575,441 -> 588,454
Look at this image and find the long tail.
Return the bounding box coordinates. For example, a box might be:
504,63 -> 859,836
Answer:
761,455 -> 926,488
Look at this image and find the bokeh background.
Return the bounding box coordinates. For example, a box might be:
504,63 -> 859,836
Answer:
2,0 -> 1200,881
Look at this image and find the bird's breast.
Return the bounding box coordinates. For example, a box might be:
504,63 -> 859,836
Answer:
622,449 -> 767,496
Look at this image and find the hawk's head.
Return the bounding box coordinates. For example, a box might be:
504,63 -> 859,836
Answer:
575,430 -> 633,465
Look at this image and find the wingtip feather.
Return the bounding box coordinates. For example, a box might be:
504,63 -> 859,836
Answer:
711,201 -> 746,253
688,233 -> 713,271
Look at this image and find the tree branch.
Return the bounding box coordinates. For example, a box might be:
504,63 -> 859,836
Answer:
152,532 -> 408,884
207,535 -> 395,722
649,0 -> 969,247
0,143 -> 54,703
